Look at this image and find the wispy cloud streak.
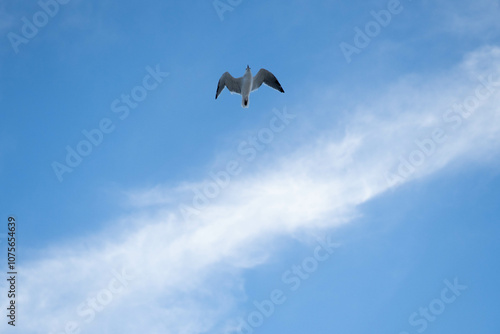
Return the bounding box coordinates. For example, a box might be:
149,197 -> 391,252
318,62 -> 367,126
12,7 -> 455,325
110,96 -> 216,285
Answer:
6,46 -> 500,334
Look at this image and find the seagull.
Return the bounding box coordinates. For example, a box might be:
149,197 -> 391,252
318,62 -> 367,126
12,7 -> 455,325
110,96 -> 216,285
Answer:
215,66 -> 284,108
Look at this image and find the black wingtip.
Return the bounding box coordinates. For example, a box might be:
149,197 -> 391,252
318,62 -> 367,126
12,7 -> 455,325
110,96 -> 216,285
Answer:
274,79 -> 285,93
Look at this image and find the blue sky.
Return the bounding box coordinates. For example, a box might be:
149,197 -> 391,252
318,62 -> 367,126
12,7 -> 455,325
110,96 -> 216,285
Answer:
1,0 -> 500,333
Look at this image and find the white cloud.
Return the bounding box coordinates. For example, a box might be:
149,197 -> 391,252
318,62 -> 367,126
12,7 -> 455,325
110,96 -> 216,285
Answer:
5,46 -> 500,334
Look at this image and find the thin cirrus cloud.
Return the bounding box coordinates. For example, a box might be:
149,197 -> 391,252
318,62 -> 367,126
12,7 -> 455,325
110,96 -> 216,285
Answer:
432,0 -> 500,35
6,46 -> 500,333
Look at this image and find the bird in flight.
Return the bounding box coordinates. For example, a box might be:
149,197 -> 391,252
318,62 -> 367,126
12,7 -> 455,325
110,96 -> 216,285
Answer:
215,66 -> 284,108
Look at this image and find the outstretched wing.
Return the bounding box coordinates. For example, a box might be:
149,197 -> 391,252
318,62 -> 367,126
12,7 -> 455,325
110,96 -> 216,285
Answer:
215,72 -> 242,99
251,69 -> 285,93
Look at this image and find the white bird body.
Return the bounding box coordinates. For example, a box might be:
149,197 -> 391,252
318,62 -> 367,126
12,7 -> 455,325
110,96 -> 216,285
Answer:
240,67 -> 253,107
216,66 -> 284,108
